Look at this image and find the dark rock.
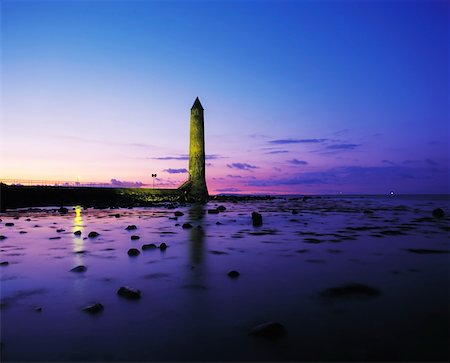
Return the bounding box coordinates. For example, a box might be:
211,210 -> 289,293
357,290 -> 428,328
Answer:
251,212 -> 263,227
182,223 -> 193,229
363,210 -> 374,214
5,223 -> 14,227
227,270 -> 240,278
70,265 -> 87,273
34,307 -> 42,312
73,230 -> 82,236
130,235 -> 140,240
125,225 -> 137,230
320,283 -> 380,298
88,231 -> 99,238
0,235 -> 7,240
83,303 -> 104,314
216,221 -> 222,225
405,248 -> 449,254
142,243 -> 158,250
217,205 -> 226,212
0,261 -> 9,266
58,207 -> 69,214
159,243 -> 167,251
49,236 -> 61,240
56,229 -> 65,233
302,196 -> 310,202
19,231 -> 27,234
432,208 -> 445,218
292,209 -> 299,215
117,286 -> 141,299
250,321 -> 286,339
174,211 -> 184,217
208,209 -> 219,214
127,248 -> 140,257
114,214 -> 121,218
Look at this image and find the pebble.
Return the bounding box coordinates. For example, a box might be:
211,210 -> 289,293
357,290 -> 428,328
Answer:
174,211 -> 184,217
159,243 -> 167,251
117,286 -> 141,299
142,243 -> 158,250
0,261 -> 10,266
130,235 -> 140,240
70,265 -> 87,273
88,231 -> 99,238
127,248 -> 140,256
0,235 -> 7,240
432,208 -> 445,218
5,223 -> 14,227
83,303 -> 104,314
125,225 -> 137,230
74,230 -> 82,236
182,223 -> 193,229
227,270 -> 240,278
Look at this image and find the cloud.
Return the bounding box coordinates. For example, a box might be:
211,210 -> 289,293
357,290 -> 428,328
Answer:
265,150 -> 290,154
325,143 -> 360,151
151,154 -> 221,160
288,159 -> 308,165
269,138 -> 328,145
110,179 -> 144,187
227,163 -> 259,171
163,168 -> 188,174
227,174 -> 242,178
216,187 -> 242,193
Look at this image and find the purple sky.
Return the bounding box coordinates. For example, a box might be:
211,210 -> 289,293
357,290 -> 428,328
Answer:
1,0 -> 448,194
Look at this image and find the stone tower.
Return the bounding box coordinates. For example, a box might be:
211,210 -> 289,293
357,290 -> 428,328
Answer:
185,97 -> 208,202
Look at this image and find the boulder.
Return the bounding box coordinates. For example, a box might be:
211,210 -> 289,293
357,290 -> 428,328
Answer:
251,212 -> 263,227
83,303 -> 104,314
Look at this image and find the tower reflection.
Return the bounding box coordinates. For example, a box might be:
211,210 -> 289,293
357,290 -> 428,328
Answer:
72,206 -> 84,264
188,204 -> 206,266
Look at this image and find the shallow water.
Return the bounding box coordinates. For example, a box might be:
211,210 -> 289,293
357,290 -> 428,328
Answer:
1,196 -> 449,361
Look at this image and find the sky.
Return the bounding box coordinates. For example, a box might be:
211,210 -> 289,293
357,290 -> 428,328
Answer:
1,0 -> 449,194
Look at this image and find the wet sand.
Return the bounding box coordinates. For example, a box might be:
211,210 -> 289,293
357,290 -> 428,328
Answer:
1,195 -> 449,362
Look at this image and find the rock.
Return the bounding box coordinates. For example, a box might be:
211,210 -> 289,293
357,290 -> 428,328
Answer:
363,210 -> 374,214
159,243 -> 167,251
49,236 -> 61,240
250,321 -> 286,339
117,286 -> 141,299
405,248 -> 449,254
88,231 -> 99,238
251,212 -> 263,227
127,248 -> 140,256
58,207 -> 69,214
73,230 -> 82,236
0,261 -> 9,266
174,211 -> 184,217
320,283 -> 380,298
19,231 -> 27,234
5,223 -> 14,227
302,196 -> 310,202
227,270 -> 240,278
142,243 -> 158,250
114,213 -> 121,218
130,235 -> 140,240
217,205 -> 226,212
0,235 -> 7,240
70,265 -> 87,273
125,225 -> 137,231
208,209 -> 219,214
83,303 -> 104,314
432,208 -> 445,218
34,307 -> 42,312
291,209 -> 299,215
56,229 -> 65,233
182,223 -> 193,229
216,221 -> 222,225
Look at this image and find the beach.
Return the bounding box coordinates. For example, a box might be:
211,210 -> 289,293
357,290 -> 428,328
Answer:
1,195 -> 449,362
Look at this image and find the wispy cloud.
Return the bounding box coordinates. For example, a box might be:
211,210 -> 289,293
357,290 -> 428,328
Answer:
227,163 -> 259,171
288,159 -> 308,165
269,138 -> 328,145
265,150 -> 290,154
216,187 -> 242,193
150,154 -> 221,160
325,143 -> 360,151
163,168 -> 188,174
110,179 -> 144,187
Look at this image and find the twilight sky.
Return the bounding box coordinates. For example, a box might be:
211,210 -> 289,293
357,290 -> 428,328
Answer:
1,0 -> 448,194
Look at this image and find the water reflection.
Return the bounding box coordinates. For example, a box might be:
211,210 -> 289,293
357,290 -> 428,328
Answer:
72,206 -> 84,264
188,204 -> 206,266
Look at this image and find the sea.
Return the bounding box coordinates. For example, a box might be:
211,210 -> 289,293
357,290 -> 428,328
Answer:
1,194 -> 449,362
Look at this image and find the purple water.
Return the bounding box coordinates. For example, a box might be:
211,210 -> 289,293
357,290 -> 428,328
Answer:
1,195 -> 449,361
